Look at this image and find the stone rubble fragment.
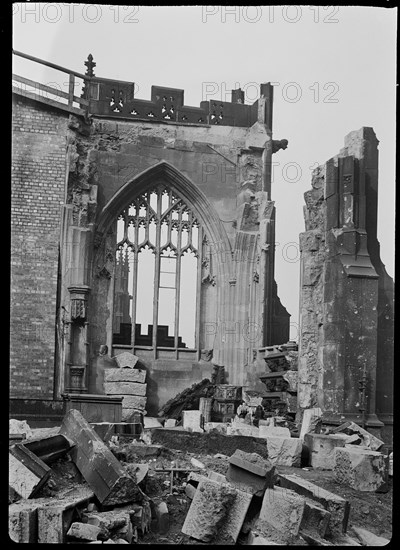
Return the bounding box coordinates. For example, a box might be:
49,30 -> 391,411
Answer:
334,447 -> 388,492
304,433 -> 349,469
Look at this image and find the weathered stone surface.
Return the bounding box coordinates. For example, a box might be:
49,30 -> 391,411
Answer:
59,409 -> 143,506
67,522 -> 102,541
9,444 -> 51,499
278,473 -> 350,535
331,422 -> 384,451
182,410 -> 203,432
299,407 -> 323,440
352,526 -> 390,546
185,483 -> 197,499
105,382 -> 147,396
182,479 -> 252,543
226,425 -> 259,437
116,502 -> 152,535
256,487 -> 305,544
334,447 -> 388,492
208,470 -> 227,483
300,499 -> 331,538
259,426 -> 291,438
282,370 -> 298,392
265,436 -> 302,467
84,509 -> 132,541
120,395 -> 147,411
122,407 -> 147,421
9,501 -> 38,543
228,450 -> 270,476
305,433 -> 348,469
36,487 -> 95,543
104,368 -> 146,384
182,479 -> 236,542
114,352 -> 139,369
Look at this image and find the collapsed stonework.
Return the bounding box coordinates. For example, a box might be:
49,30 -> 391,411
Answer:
297,128 -> 394,443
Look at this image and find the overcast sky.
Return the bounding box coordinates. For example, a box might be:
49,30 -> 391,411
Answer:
12,4 -> 396,340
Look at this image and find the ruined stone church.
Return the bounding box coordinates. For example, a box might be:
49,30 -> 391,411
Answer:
11,52 -> 394,443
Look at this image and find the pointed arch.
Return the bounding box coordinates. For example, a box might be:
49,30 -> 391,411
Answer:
94,160 -> 232,353
96,160 -> 231,269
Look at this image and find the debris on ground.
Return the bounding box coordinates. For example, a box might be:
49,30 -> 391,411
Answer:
8,405 -> 392,545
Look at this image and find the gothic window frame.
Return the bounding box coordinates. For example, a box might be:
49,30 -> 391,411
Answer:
112,183 -> 205,358
95,161 -> 232,361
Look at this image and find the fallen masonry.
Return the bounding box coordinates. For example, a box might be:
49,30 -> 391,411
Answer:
8,410 -> 392,545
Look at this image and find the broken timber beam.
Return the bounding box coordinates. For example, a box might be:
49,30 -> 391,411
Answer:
23,434 -> 75,464
59,409 -> 143,506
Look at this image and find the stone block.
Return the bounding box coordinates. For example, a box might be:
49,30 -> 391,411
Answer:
331,422 -> 384,451
229,449 -> 274,478
256,487 -> 305,544
143,417 -> 163,429
299,407 -> 323,440
300,500 -> 331,538
115,502 -> 152,535
265,436 -> 302,467
182,410 -> 203,432
60,409 -> 143,506
114,352 -> 139,369
104,368 -> 146,384
37,487 -> 95,543
185,483 -> 197,499
164,419 -> 177,428
259,426 -> 291,438
84,509 -> 132,541
104,382 -> 147,396
208,470 -> 227,483
334,447 -> 388,492
182,479 -> 252,543
122,407 -> 147,421
120,395 -> 147,410
226,425 -> 259,437
278,473 -> 350,535
9,444 -> 51,499
9,501 -> 39,543
67,522 -> 102,541
352,526 -> 390,546
305,433 -> 348,469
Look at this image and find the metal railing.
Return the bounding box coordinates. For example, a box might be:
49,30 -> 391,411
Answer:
12,49 -> 90,116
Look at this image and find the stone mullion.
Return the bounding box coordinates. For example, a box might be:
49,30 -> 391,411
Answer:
195,227 -> 204,360
174,212 -> 182,354
130,225 -> 139,350
152,190 -> 162,357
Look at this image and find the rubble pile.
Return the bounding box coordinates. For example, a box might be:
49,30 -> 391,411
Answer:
9,405 -> 392,545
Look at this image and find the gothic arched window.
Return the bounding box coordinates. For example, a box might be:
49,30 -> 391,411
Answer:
112,185 -> 202,351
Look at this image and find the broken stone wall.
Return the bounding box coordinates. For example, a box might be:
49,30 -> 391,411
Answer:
298,128 -> 394,442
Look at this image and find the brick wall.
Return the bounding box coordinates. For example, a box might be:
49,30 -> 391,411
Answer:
11,97 -> 68,398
